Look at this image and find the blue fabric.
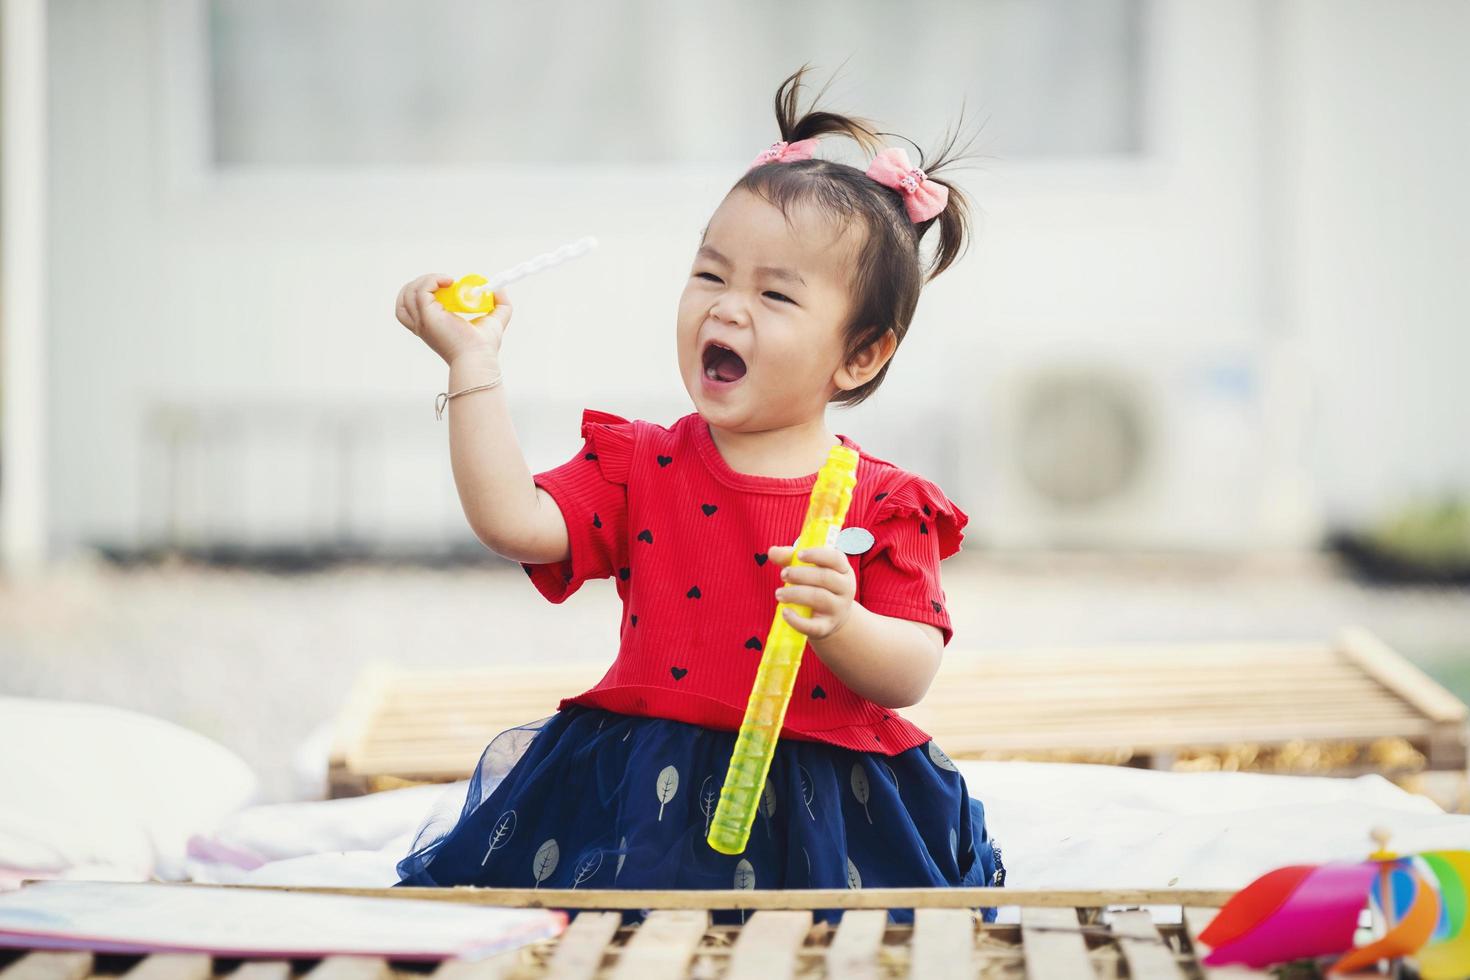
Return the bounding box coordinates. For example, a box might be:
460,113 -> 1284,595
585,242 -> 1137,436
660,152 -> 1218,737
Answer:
393,706 -> 1006,924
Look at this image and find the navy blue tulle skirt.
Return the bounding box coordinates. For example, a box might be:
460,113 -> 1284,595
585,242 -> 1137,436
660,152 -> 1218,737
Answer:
393,705 -> 1005,924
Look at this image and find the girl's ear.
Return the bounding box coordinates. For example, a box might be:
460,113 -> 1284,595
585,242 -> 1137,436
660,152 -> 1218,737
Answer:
834,328 -> 898,392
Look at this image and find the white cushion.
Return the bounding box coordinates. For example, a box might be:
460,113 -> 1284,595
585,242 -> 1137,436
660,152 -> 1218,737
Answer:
957,759 -> 1470,923
182,781 -> 463,885
0,697 -> 259,888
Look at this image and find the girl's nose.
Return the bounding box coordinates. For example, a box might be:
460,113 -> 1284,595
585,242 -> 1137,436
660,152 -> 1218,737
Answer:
708,290 -> 751,327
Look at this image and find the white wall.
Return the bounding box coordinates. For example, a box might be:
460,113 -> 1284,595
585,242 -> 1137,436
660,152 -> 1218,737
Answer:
39,0 -> 1470,557
1279,0 -> 1470,526
1,0 -> 48,576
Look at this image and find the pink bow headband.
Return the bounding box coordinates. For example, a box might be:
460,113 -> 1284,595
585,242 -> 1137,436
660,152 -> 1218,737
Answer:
750,139 -> 819,167
864,147 -> 949,223
748,141 -> 949,223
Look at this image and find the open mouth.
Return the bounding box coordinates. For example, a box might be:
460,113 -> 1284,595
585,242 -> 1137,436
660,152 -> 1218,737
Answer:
701,341 -> 748,384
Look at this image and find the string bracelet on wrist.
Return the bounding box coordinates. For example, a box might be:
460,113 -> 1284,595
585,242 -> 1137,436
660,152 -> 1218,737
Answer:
435,374 -> 503,420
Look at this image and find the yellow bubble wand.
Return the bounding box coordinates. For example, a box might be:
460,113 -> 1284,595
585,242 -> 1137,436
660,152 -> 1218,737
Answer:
707,444 -> 859,856
433,236 -> 599,316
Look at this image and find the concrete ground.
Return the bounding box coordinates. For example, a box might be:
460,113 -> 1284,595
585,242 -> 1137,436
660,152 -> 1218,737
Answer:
2,549 -> 1467,803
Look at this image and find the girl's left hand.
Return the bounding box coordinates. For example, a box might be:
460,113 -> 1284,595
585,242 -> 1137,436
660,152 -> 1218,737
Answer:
767,545 -> 856,641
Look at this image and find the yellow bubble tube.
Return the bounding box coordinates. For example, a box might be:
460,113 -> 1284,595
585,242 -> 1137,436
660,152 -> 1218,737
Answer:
707,444 -> 859,855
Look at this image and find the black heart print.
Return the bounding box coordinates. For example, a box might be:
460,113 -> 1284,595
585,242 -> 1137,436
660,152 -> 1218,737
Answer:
874,492 -> 889,502
630,614 -> 638,627
811,686 -> 827,700
922,504 -> 932,517
584,452 -> 598,461
920,522 -> 929,535
670,667 -> 688,680
754,553 -> 768,566
618,567 -> 630,581
637,529 -> 653,544
744,636 -> 762,651
656,455 -> 673,467
687,586 -> 702,599
931,600 -> 943,613
592,513 -> 602,529
701,504 -> 718,516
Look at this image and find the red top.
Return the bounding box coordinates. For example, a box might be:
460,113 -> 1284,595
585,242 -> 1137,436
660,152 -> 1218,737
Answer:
524,409 -> 969,755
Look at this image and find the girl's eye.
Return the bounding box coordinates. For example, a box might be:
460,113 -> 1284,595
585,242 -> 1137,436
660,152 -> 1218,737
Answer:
764,291 -> 795,304
696,272 -> 723,283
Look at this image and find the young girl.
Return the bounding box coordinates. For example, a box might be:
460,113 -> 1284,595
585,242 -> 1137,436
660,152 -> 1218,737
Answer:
390,69 -> 1005,922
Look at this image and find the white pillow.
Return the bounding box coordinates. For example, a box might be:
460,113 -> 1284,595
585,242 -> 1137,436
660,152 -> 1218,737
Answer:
0,697 -> 259,887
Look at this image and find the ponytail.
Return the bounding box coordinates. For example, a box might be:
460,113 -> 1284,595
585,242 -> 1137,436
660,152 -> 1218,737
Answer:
771,66 -> 881,153
877,121 -> 980,282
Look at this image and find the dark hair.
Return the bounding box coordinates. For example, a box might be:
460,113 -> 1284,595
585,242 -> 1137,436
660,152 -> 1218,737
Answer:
730,66 -> 978,406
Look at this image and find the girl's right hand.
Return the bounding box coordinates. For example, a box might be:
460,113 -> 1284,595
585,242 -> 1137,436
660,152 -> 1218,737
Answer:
394,273 -> 514,367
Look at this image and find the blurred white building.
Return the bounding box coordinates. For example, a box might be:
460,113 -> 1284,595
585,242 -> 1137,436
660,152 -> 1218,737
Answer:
3,0 -> 1468,568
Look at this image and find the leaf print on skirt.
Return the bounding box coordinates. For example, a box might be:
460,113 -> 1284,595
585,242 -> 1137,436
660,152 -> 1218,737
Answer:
927,740 -> 958,772
571,849 -> 603,888
700,775 -> 719,835
797,765 -> 816,820
532,839 -> 559,888
759,776 -> 777,838
734,857 -> 757,925
850,763 -> 872,824
656,765 -> 680,820
880,760 -> 899,795
481,810 -> 516,866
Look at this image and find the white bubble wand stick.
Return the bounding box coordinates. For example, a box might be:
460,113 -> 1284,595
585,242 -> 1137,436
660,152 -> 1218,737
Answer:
434,235 -> 599,316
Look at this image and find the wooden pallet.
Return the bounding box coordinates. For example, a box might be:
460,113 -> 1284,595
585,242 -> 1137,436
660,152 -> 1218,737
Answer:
0,885 -> 1313,979
329,626 -> 1470,801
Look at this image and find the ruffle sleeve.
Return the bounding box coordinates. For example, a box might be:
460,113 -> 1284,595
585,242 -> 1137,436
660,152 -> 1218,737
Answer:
522,409 -> 635,603
855,476 -> 969,645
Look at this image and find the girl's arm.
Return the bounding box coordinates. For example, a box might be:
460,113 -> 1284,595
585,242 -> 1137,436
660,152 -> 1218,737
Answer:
445,349 -> 570,564
809,605 -> 943,709
395,274 -> 569,565
767,544 -> 944,708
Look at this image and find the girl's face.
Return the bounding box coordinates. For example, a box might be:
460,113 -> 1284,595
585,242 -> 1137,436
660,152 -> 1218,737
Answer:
677,188 -> 859,433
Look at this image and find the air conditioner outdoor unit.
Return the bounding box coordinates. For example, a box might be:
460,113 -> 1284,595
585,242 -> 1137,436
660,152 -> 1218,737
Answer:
963,344 -> 1274,551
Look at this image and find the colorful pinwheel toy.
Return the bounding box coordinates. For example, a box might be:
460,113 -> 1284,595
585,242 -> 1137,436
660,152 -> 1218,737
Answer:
1196,829 -> 1470,978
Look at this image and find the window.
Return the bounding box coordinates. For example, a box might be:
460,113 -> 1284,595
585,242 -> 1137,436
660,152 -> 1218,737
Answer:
208,0 -> 1146,168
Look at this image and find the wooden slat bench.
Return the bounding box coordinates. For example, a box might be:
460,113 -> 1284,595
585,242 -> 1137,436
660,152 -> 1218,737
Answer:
329,626 -> 1469,809
0,884 -> 1302,979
